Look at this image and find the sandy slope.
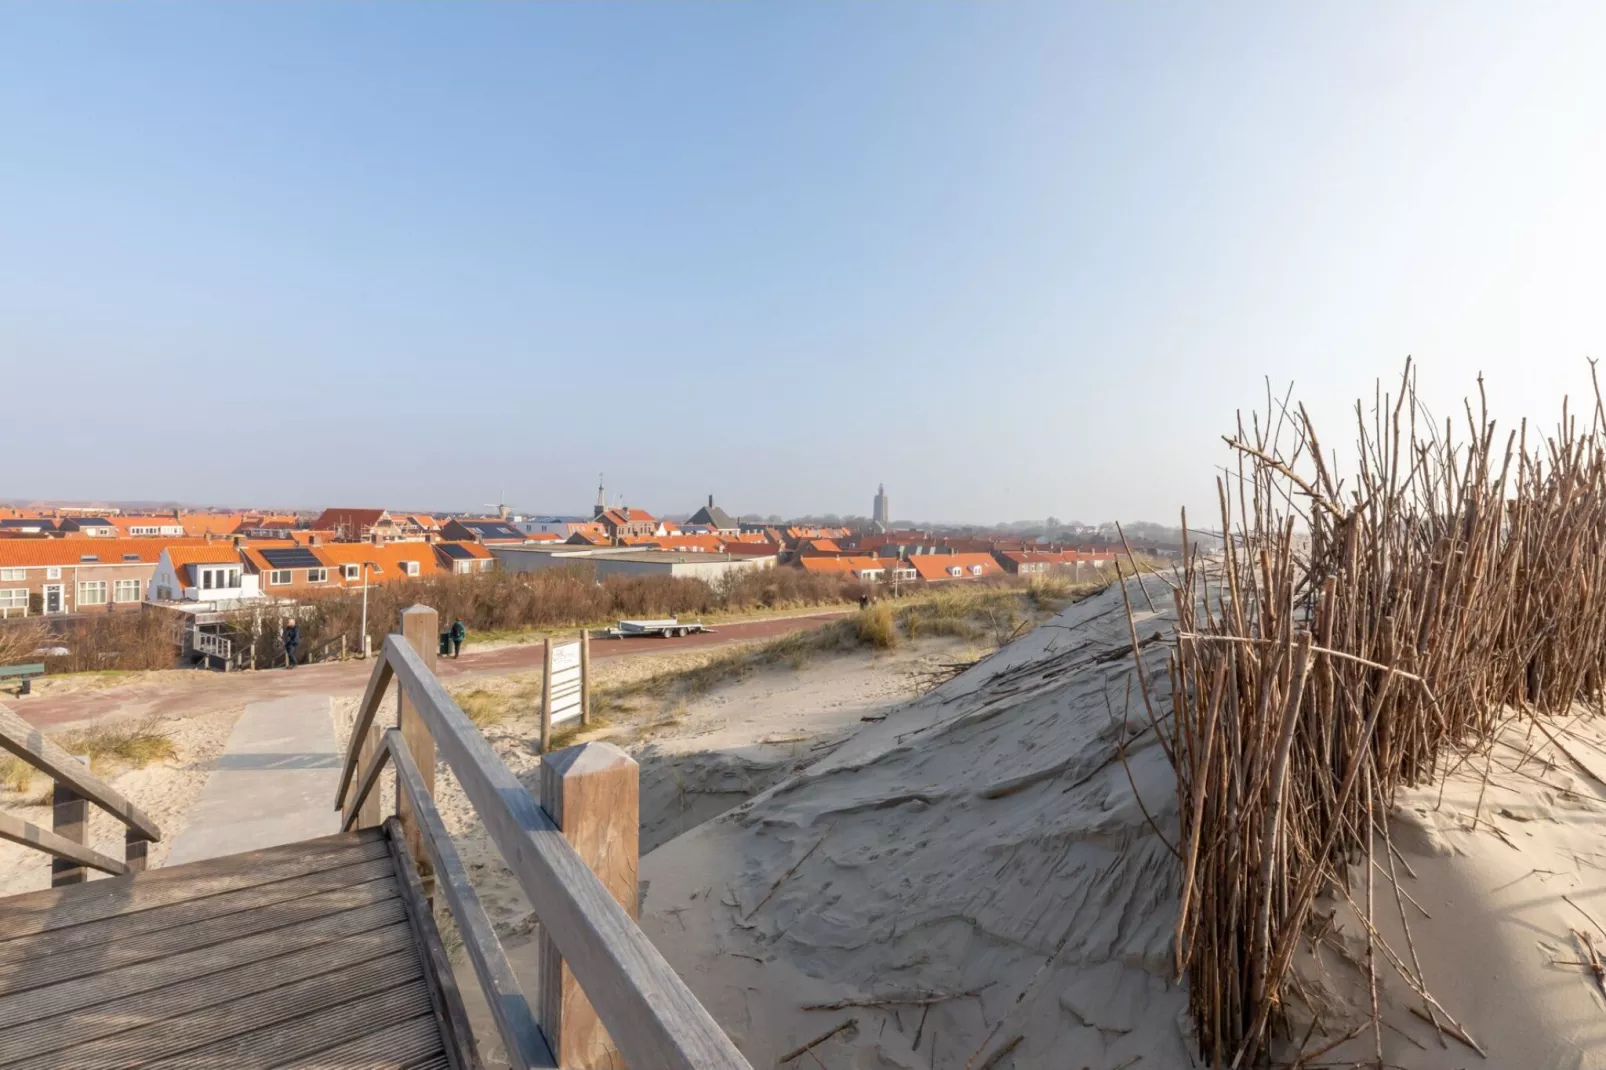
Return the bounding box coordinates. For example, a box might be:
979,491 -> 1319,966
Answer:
0,705 -> 241,897
639,581 -> 1194,1069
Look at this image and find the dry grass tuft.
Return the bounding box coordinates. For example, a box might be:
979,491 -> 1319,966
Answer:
855,603 -> 899,649
0,753 -> 33,794
54,718 -> 176,772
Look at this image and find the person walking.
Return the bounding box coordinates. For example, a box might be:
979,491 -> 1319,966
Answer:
449,618 -> 466,659
282,618 -> 301,669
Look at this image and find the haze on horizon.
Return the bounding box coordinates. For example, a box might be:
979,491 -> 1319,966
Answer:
4,3 -> 1606,525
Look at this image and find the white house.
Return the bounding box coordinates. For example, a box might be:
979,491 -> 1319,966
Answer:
149,546 -> 264,605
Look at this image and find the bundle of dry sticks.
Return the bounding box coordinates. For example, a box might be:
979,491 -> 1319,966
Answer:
1147,360 -> 1606,1066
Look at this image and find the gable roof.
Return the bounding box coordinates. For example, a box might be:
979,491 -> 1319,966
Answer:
597,507 -> 657,528
0,538 -> 207,568
180,514 -> 246,537
316,541 -> 444,584
311,508 -> 391,537
908,553 -> 1004,581
447,518 -> 527,542
686,502 -> 737,530
799,555 -> 886,575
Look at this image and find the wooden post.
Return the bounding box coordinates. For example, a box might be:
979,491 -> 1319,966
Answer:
540,637 -> 554,752
125,827 -> 149,873
345,722 -> 384,830
398,605 -> 439,899
580,629 -> 591,726
51,761 -> 88,887
538,742 -> 639,1069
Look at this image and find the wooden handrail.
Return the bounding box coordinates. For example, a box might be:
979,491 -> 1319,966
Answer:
335,613 -> 751,1070
0,704 -> 161,842
0,810 -> 126,876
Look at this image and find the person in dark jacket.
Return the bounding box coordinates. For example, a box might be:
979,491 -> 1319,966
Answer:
449,619 -> 466,659
282,619 -> 301,668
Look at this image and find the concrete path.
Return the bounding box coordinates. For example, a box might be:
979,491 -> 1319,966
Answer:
165,694 -> 342,866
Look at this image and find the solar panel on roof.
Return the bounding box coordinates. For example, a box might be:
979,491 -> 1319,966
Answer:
261,547 -> 323,570
439,543 -> 474,560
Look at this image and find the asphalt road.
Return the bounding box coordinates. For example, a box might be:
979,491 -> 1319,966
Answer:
13,611 -> 852,730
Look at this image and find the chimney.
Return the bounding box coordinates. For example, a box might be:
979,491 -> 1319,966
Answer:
708,494 -> 714,509
309,534 -> 321,547
231,533 -> 243,547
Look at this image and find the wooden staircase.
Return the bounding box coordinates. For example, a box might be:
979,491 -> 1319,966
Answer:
0,604 -> 753,1070
0,827 -> 471,1069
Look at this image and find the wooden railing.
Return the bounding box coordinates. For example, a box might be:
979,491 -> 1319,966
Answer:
0,703 -> 160,886
335,605 -> 751,1070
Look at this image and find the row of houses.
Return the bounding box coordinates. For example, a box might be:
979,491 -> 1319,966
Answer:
0,536 -> 494,618
797,548 -> 1118,583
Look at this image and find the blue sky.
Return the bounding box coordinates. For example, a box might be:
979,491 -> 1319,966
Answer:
5,4 -> 1606,524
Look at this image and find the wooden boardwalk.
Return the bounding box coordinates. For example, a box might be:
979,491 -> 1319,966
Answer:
0,828 -> 472,1070
0,604 -> 753,1070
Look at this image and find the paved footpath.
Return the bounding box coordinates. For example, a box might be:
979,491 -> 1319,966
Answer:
164,694 -> 341,866
16,611 -> 851,730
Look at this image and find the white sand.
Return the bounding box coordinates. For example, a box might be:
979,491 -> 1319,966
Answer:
0,705 -> 242,897
1293,712 -> 1606,1068
638,584 -> 1194,1069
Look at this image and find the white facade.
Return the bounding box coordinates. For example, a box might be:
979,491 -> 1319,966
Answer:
148,550 -> 264,604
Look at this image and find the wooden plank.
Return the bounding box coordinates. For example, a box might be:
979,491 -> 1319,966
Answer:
0,830 -> 384,941
153,983 -> 436,1070
235,1013 -> 442,1070
343,729 -> 393,832
580,629 -> 591,725
388,730 -> 557,1070
385,635 -> 751,1070
0,703 -> 160,842
0,877 -> 399,995
50,778 -> 88,887
0,810 -> 124,879
539,742 -> 639,1069
386,816 -> 479,1070
0,855 -> 395,966
0,897 -> 407,1028
334,656 -> 394,809
0,924 -> 416,1064
1,947 -> 424,1070
398,605 -> 439,900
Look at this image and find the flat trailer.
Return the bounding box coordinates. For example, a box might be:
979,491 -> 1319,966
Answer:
605,617 -> 715,639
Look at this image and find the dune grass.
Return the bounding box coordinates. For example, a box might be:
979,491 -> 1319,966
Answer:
0,717 -> 177,798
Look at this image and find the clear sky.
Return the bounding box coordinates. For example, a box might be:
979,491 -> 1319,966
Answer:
5,4 -> 1606,525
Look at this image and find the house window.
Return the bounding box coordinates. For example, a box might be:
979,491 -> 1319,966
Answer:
948,566 -> 962,577
402,561 -> 420,577
46,568 -> 60,580
114,579 -> 142,602
80,554 -> 98,563
77,581 -> 108,606
0,569 -> 23,582
344,564 -> 361,580
269,570 -> 291,586
307,569 -> 328,583
456,561 -> 473,574
0,590 -> 26,610
203,567 -> 240,590
123,553 -> 140,561
970,564 -> 984,576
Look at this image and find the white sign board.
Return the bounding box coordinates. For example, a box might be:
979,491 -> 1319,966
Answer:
548,639 -> 584,726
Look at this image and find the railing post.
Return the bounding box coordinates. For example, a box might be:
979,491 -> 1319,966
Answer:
538,741 -> 639,1069
343,722 -> 384,830
125,827 -> 149,873
398,604 -> 439,900
51,757 -> 89,887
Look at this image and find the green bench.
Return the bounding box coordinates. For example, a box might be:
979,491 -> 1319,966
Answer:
0,663 -> 45,696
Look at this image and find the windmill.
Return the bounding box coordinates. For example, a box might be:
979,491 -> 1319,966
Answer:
484,491 -> 510,520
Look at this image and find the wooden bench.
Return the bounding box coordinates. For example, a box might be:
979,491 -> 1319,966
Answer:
337,604 -> 752,1070
0,663 -> 44,696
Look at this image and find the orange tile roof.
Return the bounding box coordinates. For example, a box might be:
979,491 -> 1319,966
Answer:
908,553 -> 1003,581
317,542 -> 444,585
181,514 -> 246,537
0,538 -> 208,567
